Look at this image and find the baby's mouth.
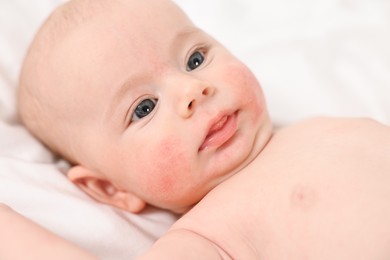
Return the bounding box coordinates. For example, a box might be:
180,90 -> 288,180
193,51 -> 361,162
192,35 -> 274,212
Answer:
199,111 -> 238,151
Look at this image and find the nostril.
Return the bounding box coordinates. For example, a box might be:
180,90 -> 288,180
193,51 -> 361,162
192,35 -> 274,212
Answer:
188,101 -> 194,109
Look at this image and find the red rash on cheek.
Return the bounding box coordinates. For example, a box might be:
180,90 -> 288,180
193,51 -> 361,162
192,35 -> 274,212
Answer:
142,137 -> 191,199
222,62 -> 265,109
222,62 -> 259,93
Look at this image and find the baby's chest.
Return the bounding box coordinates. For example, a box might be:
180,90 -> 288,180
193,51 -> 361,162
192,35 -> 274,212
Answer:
183,133 -> 390,259
242,169 -> 390,259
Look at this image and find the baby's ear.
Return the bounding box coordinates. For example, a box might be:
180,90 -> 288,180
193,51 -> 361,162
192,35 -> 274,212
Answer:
67,165 -> 146,213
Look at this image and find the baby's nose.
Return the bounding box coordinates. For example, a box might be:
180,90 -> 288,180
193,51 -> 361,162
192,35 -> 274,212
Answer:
178,82 -> 215,118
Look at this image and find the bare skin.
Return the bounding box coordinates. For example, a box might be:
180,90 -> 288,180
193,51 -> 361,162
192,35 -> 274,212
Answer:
142,118 -> 390,259
0,204 -> 97,260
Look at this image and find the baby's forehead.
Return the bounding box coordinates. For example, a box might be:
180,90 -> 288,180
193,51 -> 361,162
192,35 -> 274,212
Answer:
45,0 -> 188,51
40,0 -> 194,103
44,0 -> 155,39
49,0 -> 196,66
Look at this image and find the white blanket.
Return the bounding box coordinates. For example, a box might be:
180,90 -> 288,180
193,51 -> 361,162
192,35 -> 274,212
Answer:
1,0 -> 389,259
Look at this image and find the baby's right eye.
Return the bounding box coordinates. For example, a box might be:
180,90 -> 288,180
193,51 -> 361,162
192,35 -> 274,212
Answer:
186,50 -> 205,71
131,98 -> 157,122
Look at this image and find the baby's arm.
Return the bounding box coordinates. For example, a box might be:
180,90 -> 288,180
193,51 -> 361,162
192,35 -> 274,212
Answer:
139,229 -> 229,259
0,203 -> 97,260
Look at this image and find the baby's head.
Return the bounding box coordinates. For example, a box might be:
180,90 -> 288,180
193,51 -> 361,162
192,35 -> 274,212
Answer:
18,0 -> 272,213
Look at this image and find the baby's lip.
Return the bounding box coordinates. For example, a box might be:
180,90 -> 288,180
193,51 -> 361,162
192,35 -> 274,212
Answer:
199,111 -> 238,151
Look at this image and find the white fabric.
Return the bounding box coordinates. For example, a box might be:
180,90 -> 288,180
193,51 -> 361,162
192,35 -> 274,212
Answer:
1,0 -> 389,259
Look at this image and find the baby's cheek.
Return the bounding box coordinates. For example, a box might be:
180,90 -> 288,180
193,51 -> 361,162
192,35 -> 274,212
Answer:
141,137 -> 191,200
223,63 -> 250,84
221,62 -> 266,114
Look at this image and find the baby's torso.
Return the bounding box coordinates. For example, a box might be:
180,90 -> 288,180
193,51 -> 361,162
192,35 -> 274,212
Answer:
171,118 -> 390,259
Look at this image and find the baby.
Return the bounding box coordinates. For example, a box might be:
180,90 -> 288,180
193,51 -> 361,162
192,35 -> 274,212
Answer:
9,0 -> 390,258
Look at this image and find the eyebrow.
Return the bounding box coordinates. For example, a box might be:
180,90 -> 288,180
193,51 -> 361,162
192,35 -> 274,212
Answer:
171,27 -> 203,52
175,27 -> 200,40
168,26 -> 203,66
104,74 -> 147,126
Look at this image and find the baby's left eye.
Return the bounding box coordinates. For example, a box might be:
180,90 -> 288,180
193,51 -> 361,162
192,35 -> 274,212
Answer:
186,51 -> 205,71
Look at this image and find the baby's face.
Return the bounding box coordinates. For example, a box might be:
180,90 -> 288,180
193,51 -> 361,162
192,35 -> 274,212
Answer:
52,0 -> 272,212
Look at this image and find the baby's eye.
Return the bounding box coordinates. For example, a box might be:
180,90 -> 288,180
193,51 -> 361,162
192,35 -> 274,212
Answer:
186,50 -> 205,71
131,98 -> 157,122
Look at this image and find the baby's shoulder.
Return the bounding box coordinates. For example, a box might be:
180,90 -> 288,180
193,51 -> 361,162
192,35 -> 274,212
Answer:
265,116 -> 390,164
281,116 -> 387,132
276,116 -> 389,143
